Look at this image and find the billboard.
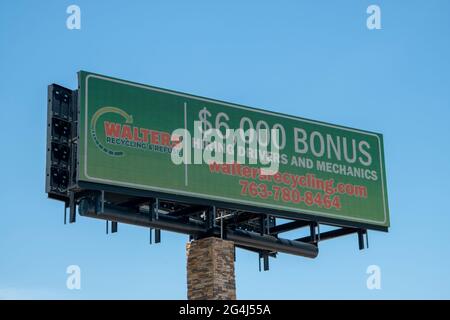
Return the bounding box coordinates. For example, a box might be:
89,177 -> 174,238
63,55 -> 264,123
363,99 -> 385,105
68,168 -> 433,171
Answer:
78,71 -> 389,229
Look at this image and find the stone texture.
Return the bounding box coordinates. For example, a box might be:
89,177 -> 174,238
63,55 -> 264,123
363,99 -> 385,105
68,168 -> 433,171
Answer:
186,237 -> 236,300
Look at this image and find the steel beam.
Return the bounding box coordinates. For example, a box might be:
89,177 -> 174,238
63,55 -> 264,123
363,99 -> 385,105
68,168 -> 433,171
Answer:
296,227 -> 359,243
167,205 -> 208,218
78,199 -> 318,258
111,221 -> 118,233
227,229 -> 318,258
69,191 -> 76,223
155,228 -> 161,243
235,244 -> 277,258
79,199 -> 206,235
230,212 -> 259,225
270,220 -> 310,235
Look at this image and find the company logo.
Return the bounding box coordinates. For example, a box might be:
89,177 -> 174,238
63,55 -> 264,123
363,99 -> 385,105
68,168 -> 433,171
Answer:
91,106 -> 133,156
90,106 -> 177,157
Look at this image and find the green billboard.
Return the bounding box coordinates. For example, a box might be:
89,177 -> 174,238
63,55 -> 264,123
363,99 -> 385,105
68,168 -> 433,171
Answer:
78,71 -> 389,229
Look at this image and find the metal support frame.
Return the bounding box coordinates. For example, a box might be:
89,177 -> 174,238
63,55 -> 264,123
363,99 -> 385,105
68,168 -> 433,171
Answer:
266,216 -> 271,235
220,210 -> 224,239
230,212 -> 259,226
258,253 -> 270,272
71,190 -> 371,266
270,220 -> 311,235
263,254 -> 269,271
296,227 -> 363,247
78,199 -> 318,258
111,221 -> 118,233
167,205 -> 208,218
259,215 -> 265,236
155,198 -> 159,220
309,222 -> 317,243
154,200 -> 159,242
155,229 -> 161,243
237,245 -> 276,258
203,206 -> 215,237
366,231 -> 369,249
358,229 -> 368,250
100,191 -> 105,214
64,202 -> 68,225
69,191 -> 76,223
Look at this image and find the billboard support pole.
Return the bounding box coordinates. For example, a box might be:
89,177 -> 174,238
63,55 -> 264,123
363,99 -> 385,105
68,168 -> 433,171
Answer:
186,237 -> 236,300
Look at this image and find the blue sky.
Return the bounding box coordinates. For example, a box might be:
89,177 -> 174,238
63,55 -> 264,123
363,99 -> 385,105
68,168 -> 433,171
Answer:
1,0 -> 449,299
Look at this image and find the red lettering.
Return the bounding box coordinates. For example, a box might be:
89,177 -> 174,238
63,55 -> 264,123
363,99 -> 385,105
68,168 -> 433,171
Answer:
242,166 -> 251,178
150,131 -> 159,144
251,168 -> 259,179
104,121 -> 121,138
133,127 -> 142,142
208,162 -> 221,173
140,128 -> 150,142
121,125 -> 132,140
160,132 -> 171,146
221,164 -> 231,174
273,172 -> 282,183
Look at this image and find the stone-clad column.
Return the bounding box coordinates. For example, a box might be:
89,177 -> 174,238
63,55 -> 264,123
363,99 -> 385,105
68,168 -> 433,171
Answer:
186,237 -> 236,300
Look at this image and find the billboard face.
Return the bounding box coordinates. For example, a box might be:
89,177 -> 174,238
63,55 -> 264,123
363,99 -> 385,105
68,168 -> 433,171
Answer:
78,71 -> 389,229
